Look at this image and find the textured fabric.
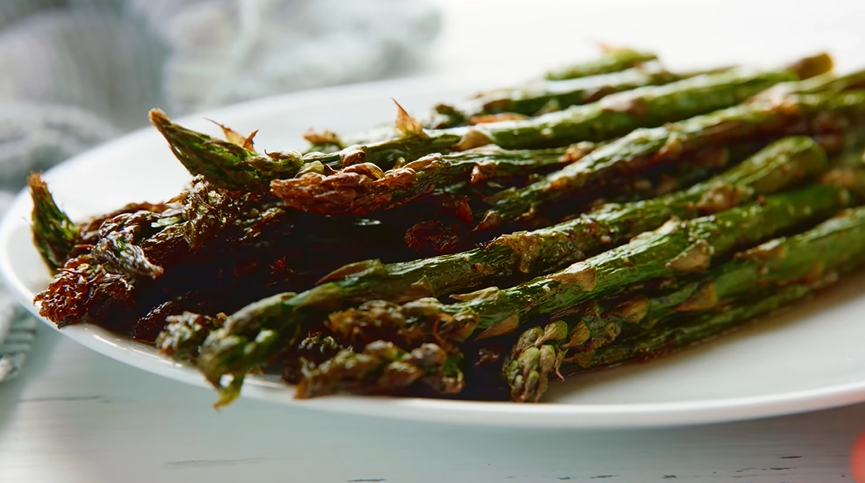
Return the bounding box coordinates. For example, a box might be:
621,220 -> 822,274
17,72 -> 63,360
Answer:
0,0 -> 440,382
0,190 -> 33,382
127,0 -> 440,113
0,312 -> 37,382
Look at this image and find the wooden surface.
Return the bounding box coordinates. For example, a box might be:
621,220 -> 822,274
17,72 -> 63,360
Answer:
4,0 -> 865,481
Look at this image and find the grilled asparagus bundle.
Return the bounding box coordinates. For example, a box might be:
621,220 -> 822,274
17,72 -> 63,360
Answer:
29,48 -> 865,406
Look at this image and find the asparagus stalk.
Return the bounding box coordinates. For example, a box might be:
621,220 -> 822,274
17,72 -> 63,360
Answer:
506,204 -> 865,401
273,134 -> 769,218
545,48 -> 659,81
273,124 -> 863,221
156,62 -> 820,191
478,86 -> 865,229
329,53 -> 825,142
34,179 -> 421,337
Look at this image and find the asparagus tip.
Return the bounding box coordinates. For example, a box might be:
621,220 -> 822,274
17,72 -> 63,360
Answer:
28,173 -> 78,270
148,108 -> 171,132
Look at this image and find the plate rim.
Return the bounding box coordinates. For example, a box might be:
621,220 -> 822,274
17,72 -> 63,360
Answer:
3,75 -> 865,429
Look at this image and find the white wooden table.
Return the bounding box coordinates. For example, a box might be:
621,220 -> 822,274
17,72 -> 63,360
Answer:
4,0 -> 865,481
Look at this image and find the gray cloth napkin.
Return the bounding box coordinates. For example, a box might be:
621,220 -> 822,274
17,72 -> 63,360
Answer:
0,0 -> 440,383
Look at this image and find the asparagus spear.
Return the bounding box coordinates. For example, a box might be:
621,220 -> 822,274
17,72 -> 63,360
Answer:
505,204 -> 865,401
478,86 -> 865,229
583,260 -> 864,373
157,62 -> 819,191
329,53 -> 825,142
28,173 -> 198,274
545,48 -> 659,81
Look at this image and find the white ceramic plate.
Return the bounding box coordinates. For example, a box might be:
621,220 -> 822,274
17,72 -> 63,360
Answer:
3,76 -> 865,429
